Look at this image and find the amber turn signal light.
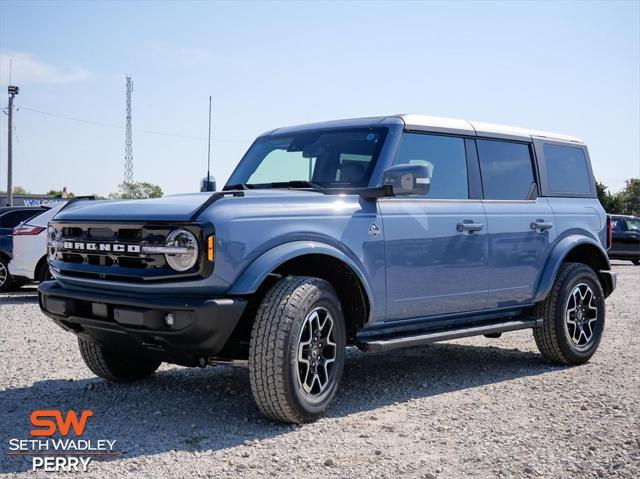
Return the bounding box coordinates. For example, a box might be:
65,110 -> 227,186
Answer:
207,235 -> 215,261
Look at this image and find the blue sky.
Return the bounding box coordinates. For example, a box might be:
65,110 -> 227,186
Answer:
0,0 -> 638,196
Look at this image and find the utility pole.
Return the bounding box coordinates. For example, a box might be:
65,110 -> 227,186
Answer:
124,75 -> 133,184
206,96 -> 212,191
7,85 -> 19,206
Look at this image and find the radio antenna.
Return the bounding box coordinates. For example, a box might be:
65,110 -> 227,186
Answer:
206,96 -> 212,191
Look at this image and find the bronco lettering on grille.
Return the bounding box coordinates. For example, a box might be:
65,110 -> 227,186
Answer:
62,242 -> 141,254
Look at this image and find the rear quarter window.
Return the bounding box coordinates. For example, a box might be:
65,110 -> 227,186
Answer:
535,140 -> 595,197
543,144 -> 592,194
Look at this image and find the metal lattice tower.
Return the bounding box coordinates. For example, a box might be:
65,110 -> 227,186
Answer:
124,75 -> 134,183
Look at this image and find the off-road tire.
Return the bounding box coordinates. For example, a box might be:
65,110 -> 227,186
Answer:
78,338 -> 161,382
533,262 -> 605,365
248,276 -> 346,423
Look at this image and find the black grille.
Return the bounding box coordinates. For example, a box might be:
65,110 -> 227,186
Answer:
48,221 -> 210,282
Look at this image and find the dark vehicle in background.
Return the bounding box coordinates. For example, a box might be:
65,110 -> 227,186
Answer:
0,206 -> 49,291
609,215 -> 640,265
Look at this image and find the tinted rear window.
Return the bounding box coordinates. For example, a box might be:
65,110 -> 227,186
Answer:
476,140 -> 534,200
543,144 -> 591,194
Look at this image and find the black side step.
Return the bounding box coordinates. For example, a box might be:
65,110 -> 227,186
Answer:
361,318 -> 542,352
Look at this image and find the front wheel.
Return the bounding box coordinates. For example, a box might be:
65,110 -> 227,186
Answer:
533,262 -> 605,365
78,338 -> 161,382
249,276 -> 346,423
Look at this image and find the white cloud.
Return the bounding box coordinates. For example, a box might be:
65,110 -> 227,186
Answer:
0,50 -> 92,86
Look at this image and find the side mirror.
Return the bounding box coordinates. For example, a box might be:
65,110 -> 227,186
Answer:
383,163 -> 432,196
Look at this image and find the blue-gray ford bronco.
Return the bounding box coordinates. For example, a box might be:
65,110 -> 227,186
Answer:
39,114 -> 616,423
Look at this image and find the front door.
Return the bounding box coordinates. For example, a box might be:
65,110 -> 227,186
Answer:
379,132 -> 489,320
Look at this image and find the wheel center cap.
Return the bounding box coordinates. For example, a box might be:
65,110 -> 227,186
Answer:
312,347 -> 318,357
577,310 -> 583,320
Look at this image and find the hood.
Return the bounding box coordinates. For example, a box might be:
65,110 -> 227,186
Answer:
53,190 -> 327,222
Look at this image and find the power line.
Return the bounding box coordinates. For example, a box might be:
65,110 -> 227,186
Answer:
21,107 -> 124,130
18,106 -> 250,143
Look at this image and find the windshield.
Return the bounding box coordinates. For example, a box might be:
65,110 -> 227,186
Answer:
226,127 -> 388,189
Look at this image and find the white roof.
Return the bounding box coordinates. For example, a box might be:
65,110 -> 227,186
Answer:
399,114 -> 583,143
266,114 -> 583,144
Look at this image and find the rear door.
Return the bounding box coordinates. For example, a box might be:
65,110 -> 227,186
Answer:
379,132 -> 488,320
476,139 -> 557,308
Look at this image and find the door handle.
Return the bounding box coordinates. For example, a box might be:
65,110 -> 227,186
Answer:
457,220 -> 484,233
530,219 -> 553,232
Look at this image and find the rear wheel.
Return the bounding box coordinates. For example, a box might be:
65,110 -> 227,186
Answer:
248,276 -> 346,423
78,338 -> 161,382
534,262 -> 605,365
0,257 -> 12,292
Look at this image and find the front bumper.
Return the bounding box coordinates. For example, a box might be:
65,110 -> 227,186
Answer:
38,281 -> 247,366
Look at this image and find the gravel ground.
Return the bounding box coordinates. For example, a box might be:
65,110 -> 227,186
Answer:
1,263 -> 639,478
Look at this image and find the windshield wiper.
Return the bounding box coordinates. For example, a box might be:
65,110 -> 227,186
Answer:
266,180 -> 324,190
225,181 -> 324,191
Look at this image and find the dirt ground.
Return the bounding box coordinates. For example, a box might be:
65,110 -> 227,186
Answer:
1,262 -> 638,478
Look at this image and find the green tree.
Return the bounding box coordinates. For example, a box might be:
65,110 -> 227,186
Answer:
619,178 -> 640,216
46,189 -> 75,198
12,186 -> 29,195
109,182 -> 163,200
596,181 -> 622,213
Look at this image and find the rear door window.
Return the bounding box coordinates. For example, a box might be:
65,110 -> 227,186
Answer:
543,144 -> 592,194
476,140 -> 535,200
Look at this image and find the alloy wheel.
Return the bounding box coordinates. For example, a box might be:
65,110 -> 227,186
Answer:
565,283 -> 599,351
296,307 -> 337,396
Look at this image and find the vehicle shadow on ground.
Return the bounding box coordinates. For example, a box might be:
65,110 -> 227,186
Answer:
0,342 -> 564,473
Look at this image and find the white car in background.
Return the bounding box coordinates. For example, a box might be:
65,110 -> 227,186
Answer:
10,203 -> 65,284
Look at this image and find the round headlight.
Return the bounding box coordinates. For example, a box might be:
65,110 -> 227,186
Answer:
165,229 -> 199,272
